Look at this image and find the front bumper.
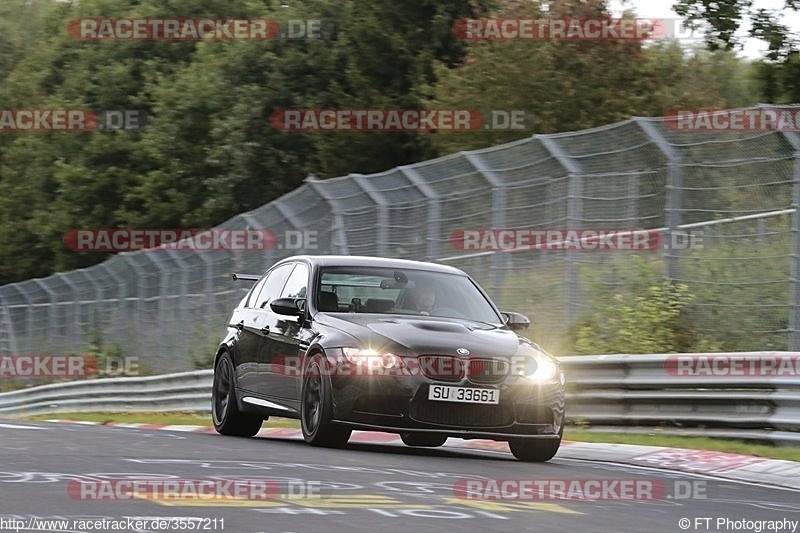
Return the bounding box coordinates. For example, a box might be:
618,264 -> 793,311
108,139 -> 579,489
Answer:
329,372 -> 565,440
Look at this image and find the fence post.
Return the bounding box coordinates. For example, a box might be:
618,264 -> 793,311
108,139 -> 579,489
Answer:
144,252 -> 172,367
187,241 -> 216,335
635,118 -> 683,281
33,279 -> 57,353
305,177 -> 350,255
4,285 -> 31,355
400,166 -> 440,261
124,254 -> 147,361
161,250 -> 194,369
782,131 -> 800,350
0,287 -> 20,355
56,273 -> 80,352
627,174 -> 639,224
272,196 -> 311,238
539,136 -> 582,323
240,211 -> 276,266
664,165 -> 684,281
352,174 -> 390,257
78,267 -> 102,354
463,152 -> 508,303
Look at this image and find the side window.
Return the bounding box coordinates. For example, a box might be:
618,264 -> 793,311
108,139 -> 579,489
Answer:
280,264 -> 309,299
245,276 -> 268,308
252,263 -> 294,310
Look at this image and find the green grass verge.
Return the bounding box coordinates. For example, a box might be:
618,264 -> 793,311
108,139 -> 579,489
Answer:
565,429 -> 800,462
20,413 -> 799,462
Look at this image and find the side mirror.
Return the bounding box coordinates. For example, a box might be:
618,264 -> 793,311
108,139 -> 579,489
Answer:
501,311 -> 531,331
270,298 -> 304,316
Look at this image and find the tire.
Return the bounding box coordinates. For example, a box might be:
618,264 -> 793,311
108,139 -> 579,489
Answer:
508,428 -> 562,462
301,353 -> 351,448
400,433 -> 447,447
212,352 -> 263,437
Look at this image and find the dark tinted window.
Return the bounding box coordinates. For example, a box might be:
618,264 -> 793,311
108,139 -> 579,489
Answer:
318,266 -> 502,324
280,263 -> 309,299
245,276 -> 268,308
251,263 -> 294,309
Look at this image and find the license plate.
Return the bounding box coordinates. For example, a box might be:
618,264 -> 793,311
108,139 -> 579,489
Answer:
428,385 -> 499,404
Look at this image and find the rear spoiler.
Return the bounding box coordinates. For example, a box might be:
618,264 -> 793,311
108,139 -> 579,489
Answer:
232,273 -> 260,282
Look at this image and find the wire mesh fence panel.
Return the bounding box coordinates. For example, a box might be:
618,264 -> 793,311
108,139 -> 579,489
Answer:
1,113 -> 799,372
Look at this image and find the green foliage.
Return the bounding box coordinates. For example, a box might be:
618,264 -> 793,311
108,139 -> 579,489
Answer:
566,218 -> 792,354
0,0 -> 489,284
82,328 -> 153,377
673,0 -> 798,100
673,0 -> 755,52
571,277 -> 708,354
187,323 -> 223,370
426,0 -> 761,155
678,216 -> 792,351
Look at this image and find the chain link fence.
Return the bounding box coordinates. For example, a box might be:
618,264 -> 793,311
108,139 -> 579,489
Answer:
2,109 -> 799,373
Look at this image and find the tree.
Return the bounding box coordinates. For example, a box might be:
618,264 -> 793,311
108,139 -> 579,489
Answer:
0,0 -> 493,282
427,0 -> 754,154
674,0 -> 799,101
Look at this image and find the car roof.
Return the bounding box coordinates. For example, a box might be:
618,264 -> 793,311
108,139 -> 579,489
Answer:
275,255 -> 467,275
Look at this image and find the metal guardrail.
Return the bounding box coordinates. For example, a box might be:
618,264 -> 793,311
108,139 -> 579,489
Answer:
560,353 -> 800,446
0,371 -> 212,415
1,353 -> 797,445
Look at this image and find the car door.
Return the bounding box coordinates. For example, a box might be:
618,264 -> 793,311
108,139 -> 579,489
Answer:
241,263 -> 294,396
232,274 -> 269,393
262,262 -> 310,402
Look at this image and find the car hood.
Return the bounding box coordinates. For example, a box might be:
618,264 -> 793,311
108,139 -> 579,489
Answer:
317,314 -> 527,358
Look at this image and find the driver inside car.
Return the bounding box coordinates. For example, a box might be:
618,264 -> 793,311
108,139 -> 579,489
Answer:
407,282 -> 437,315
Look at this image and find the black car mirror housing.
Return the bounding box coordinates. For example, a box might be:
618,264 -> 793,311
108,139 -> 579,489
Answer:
270,298 -> 304,316
502,311 -> 531,331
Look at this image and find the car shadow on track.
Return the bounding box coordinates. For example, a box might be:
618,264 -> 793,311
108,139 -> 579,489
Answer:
250,434 -> 518,462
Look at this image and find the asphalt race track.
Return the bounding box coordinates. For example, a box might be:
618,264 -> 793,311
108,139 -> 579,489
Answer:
1,419 -> 799,533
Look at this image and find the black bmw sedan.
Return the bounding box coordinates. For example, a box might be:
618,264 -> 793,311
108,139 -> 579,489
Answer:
211,255 -> 565,462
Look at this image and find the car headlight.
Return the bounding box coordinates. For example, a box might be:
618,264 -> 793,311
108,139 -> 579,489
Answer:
518,352 -> 561,382
341,348 -> 403,370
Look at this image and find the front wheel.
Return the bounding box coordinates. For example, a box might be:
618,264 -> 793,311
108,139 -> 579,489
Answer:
301,354 -> 351,448
212,352 -> 263,437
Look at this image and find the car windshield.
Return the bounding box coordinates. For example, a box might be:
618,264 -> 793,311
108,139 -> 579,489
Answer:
318,266 -> 502,324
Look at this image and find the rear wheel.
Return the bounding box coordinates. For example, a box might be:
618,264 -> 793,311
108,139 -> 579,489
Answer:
212,352 -> 263,437
400,433 -> 447,447
301,354 -> 351,448
508,428 -> 562,462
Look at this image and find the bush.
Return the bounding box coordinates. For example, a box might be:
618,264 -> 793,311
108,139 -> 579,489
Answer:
571,281 -> 719,354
